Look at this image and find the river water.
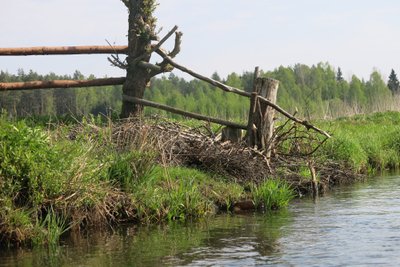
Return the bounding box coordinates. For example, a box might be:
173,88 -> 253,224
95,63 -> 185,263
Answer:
1,175 -> 400,266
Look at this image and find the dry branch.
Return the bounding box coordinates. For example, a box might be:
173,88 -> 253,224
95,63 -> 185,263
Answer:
168,31 -> 183,58
155,49 -> 251,97
0,77 -> 126,91
133,25 -> 179,66
257,95 -> 331,138
0,46 -> 128,56
122,95 -> 247,129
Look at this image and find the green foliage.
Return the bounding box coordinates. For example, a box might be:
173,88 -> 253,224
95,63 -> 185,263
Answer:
132,166 -> 245,222
319,111 -> 400,171
0,117 -> 65,205
251,179 -> 295,210
321,135 -> 368,171
1,63 -> 398,121
387,69 -> 400,95
33,207 -> 69,246
106,150 -> 156,191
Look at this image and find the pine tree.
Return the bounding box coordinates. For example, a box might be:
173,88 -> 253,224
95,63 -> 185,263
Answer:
387,69 -> 400,95
336,67 -> 344,82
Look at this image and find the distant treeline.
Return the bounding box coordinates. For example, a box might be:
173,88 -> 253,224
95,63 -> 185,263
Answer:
1,63 -> 400,120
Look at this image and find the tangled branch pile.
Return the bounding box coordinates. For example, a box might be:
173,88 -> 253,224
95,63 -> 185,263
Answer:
112,117 -> 363,194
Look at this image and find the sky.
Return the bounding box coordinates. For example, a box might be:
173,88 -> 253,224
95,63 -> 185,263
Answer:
1,0 -> 400,81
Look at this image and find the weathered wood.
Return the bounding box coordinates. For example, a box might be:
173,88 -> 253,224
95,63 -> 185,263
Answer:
221,127 -> 243,143
122,95 -> 247,130
309,161 -> 318,199
257,95 -> 331,138
248,77 -> 279,156
262,78 -> 279,159
155,49 -> 251,98
246,67 -> 260,147
132,25 -> 178,66
0,77 -> 125,91
120,0 -> 154,118
0,46 -> 128,56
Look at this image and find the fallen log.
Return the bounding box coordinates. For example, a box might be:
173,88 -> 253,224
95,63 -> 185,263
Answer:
0,46 -> 128,56
122,95 -> 247,130
0,77 -> 126,91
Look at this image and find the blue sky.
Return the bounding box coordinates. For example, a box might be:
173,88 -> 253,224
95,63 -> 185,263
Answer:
1,0 -> 399,81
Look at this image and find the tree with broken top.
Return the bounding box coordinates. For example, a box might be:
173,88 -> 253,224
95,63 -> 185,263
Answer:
117,0 -> 183,118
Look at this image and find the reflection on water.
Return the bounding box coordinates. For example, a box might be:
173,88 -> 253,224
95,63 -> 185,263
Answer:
1,175 -> 400,266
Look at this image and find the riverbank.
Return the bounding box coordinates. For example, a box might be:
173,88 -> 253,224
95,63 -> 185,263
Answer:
1,111 -> 398,247
0,115 -> 295,247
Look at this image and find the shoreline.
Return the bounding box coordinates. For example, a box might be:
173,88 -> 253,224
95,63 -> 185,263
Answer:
0,113 -> 383,247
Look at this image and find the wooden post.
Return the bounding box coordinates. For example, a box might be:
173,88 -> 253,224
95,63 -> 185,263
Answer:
246,67 -> 260,147
246,74 -> 279,159
262,78 -> 279,160
221,127 -> 242,143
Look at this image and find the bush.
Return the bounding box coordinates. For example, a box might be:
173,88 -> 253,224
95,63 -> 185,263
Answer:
0,118 -> 65,205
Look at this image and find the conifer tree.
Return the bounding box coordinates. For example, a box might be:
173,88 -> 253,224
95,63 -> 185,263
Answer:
336,67 -> 344,82
387,69 -> 400,95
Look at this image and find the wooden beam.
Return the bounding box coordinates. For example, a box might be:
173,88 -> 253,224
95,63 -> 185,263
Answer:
155,49 -> 251,98
0,77 -> 126,91
0,46 -> 128,56
122,95 -> 247,130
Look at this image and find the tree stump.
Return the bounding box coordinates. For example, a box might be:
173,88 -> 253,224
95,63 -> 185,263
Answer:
221,126 -> 242,143
247,77 -> 279,160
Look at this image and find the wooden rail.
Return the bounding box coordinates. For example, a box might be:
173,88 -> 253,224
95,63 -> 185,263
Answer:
0,44 -> 330,138
122,95 -> 247,130
0,46 -> 128,56
0,77 -> 125,91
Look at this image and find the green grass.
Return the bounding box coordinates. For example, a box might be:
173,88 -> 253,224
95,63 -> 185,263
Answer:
251,179 -> 295,210
318,111 -> 400,172
0,114 -> 297,247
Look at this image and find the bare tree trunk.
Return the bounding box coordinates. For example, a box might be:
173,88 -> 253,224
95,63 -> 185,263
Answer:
247,77 -> 279,153
120,0 -> 157,118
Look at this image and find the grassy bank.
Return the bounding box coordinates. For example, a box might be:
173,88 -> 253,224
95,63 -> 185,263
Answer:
0,115 -> 294,247
318,111 -> 400,172
3,111 -> 400,247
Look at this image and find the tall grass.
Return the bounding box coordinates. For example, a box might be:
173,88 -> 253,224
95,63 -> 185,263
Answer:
251,179 -> 295,210
318,111 -> 400,172
0,114 -> 298,247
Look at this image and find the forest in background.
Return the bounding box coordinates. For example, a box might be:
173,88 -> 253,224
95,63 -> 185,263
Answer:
1,62 -> 400,121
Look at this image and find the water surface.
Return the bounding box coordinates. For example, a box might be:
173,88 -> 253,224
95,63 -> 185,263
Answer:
1,175 -> 400,266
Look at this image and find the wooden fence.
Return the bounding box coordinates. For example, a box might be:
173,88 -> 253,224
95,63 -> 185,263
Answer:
0,44 -> 329,161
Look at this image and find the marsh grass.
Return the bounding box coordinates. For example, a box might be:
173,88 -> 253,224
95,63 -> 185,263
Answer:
33,207 -> 70,246
251,179 -> 295,210
319,111 -> 400,172
132,166 -> 244,222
